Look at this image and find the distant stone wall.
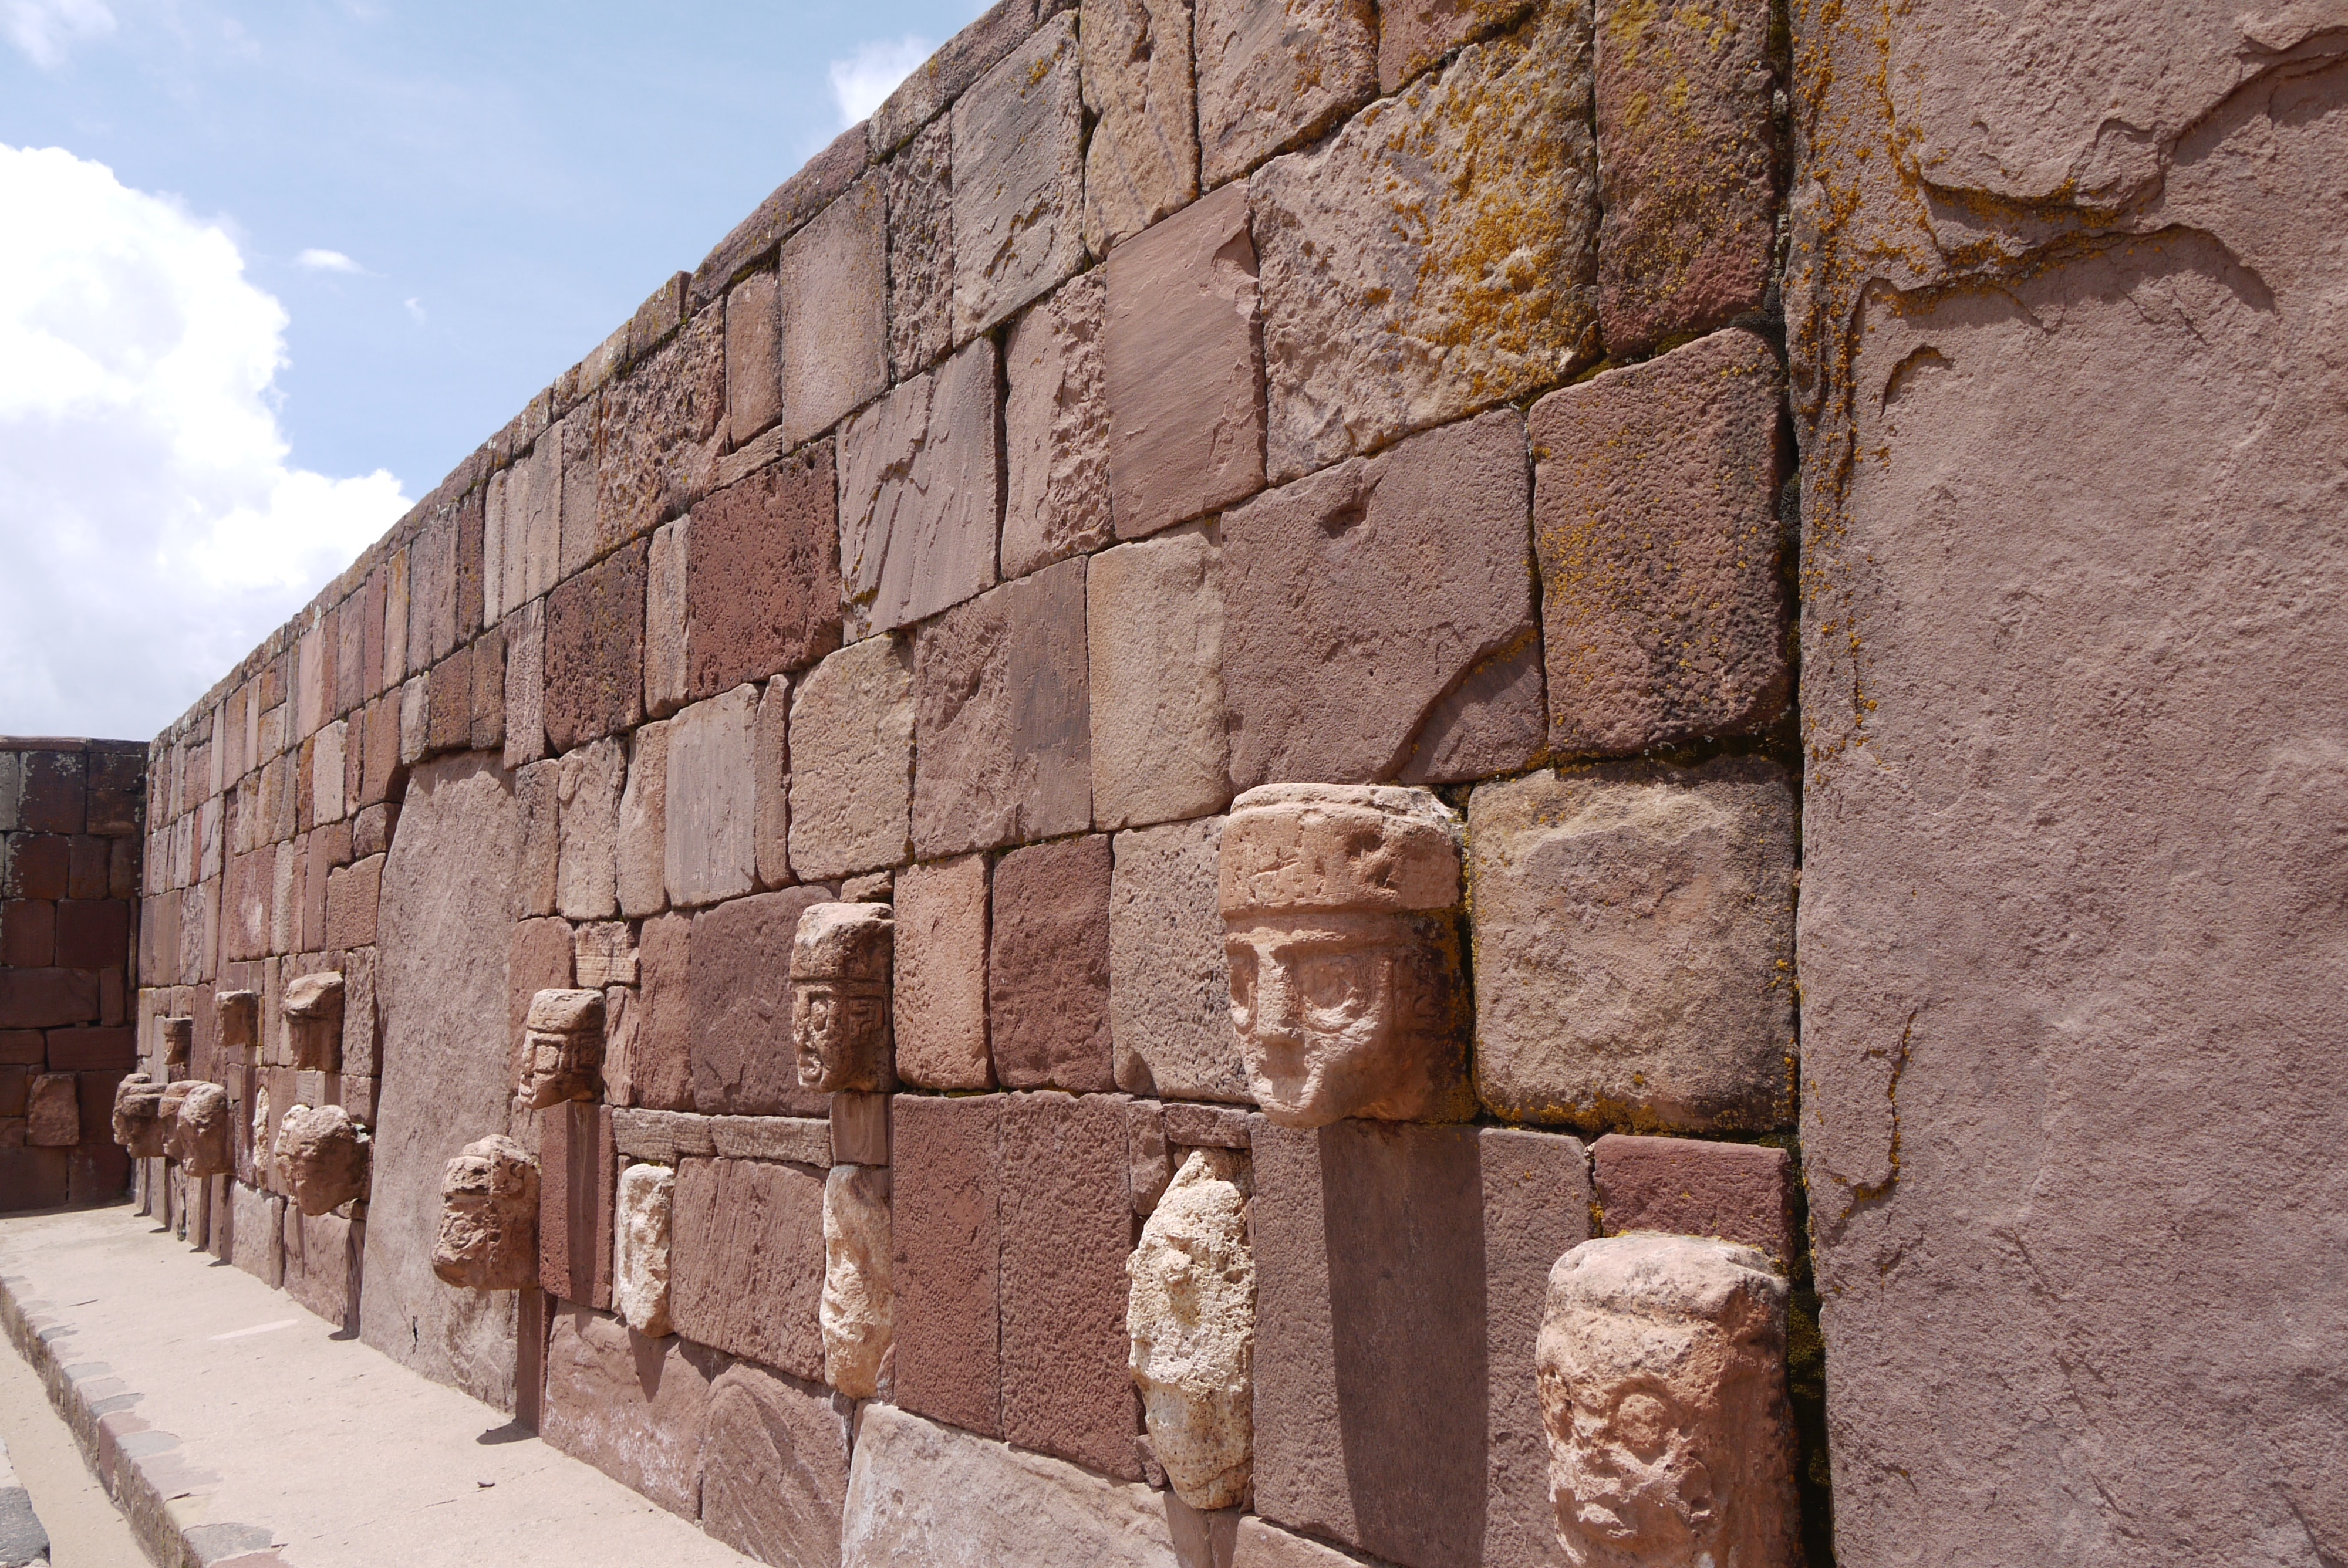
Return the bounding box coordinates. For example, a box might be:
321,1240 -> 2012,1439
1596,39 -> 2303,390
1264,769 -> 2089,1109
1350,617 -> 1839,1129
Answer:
125,0 -> 1818,1563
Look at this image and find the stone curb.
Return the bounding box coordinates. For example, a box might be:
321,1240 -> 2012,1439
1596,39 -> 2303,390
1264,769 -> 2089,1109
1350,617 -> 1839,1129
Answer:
0,1267 -> 290,1568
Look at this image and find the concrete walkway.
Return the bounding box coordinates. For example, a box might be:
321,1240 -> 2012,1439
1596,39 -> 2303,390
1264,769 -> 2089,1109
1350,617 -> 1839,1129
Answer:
0,1204 -> 755,1568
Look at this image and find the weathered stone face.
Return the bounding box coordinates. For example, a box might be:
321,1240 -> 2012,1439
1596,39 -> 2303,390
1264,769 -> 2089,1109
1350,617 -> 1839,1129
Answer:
787,636 -> 916,881
1536,1234 -> 1798,1568
1195,0 -> 1376,188
1126,1146 -> 1254,1509
822,1163 -> 894,1398
277,1101 -> 372,1216
839,340 -> 1001,642
612,1160 -> 675,1337
170,1080 -> 233,1177
1081,0 -> 1199,254
112,1072 -> 168,1158
521,987 -> 606,1110
217,989 -> 260,1053
160,1015 -> 193,1069
791,902 -> 896,1094
431,1133 -> 540,1291
282,970 -> 345,1072
951,13 -> 1085,340
1219,785 -> 1471,1127
1002,272 -> 1112,581
892,853 -> 992,1091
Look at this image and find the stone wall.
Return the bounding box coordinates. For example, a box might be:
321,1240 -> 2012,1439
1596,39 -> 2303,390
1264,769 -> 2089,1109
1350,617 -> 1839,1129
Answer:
121,0 -> 1823,1564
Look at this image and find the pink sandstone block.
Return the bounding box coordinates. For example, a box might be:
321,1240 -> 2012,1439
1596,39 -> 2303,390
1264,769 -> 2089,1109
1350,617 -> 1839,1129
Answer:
838,340 -> 1001,640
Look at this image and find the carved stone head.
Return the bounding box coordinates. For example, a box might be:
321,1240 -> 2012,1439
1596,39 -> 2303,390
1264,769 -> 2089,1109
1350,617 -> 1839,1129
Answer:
217,989 -> 261,1055
520,988 -> 605,1109
431,1133 -> 539,1290
1219,783 -> 1471,1127
276,1102 -> 372,1216
112,1073 -> 169,1158
792,902 -> 895,1093
168,1081 -> 234,1178
249,1082 -> 273,1185
1535,1234 -> 1799,1568
283,971 -> 346,1072
159,1016 -> 193,1070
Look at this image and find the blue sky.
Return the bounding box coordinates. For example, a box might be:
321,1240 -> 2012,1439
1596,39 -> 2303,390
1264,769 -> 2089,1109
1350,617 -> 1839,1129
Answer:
0,0 -> 972,736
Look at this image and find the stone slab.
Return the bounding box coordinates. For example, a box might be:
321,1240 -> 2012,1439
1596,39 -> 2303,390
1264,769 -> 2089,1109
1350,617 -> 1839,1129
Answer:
838,340 -> 1001,641
686,444 -> 844,701
780,175 -> 889,447
892,854 -> 993,1090
989,836 -> 1114,1091
1195,0 -> 1377,188
555,736 -> 625,921
700,1360 -> 855,1568
1087,529 -> 1230,829
1108,817 -> 1246,1103
889,1093 -> 1002,1436
541,1101 -> 616,1309
1593,1132 -> 1797,1268
542,541 -> 647,753
670,1155 -> 826,1381
886,120 -> 954,381
541,1303 -> 724,1519
786,638 -> 916,882
1003,272 -> 1114,580
951,15 -> 1085,341
1082,0 -> 1200,254
689,888 -> 833,1117
664,687 -> 760,910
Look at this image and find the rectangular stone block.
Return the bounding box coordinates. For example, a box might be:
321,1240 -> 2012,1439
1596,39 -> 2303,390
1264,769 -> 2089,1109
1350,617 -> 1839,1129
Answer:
231,1181 -> 284,1287
694,119 -> 871,310
0,1147 -> 68,1209
1530,327 -> 1790,753
838,340 -> 1001,641
911,557 -> 1091,859
542,1100 -> 616,1309
25,1072 -> 76,1144
886,119 -> 954,381
471,627 -> 507,751
542,1303 -> 723,1519
1002,271 -> 1113,580
617,719 -> 670,918
0,970 -> 97,1032
1254,3 -> 1596,479
1468,756 -> 1797,1132
514,759 -> 559,919
1593,1131 -> 1798,1268
503,597 -> 548,767
1104,180 -> 1263,540
892,854 -> 992,1090
1196,0 -> 1375,188
708,1114 -> 831,1165
727,269 -> 782,445
646,516 -> 688,719
543,539 -> 647,753
574,920 -> 637,988
323,853 -> 382,951
1108,816 -> 1246,1102
1223,408 -> 1541,788
891,1093 -> 1003,1436
311,719 -> 347,824
1082,0 -> 1199,254
1161,1101 -> 1250,1148
951,13 -> 1085,342
509,915 -> 576,1084
53,898 -> 128,970
596,309 -> 727,549
561,407 -> 603,579
754,677 -> 790,890
556,736 -> 625,921
672,1155 -> 827,1380
787,638 -> 915,881
1088,529 -> 1230,829
282,1205 -> 361,1333
999,1091 -> 1139,1477
687,444 -> 843,702
689,887 -> 832,1116
701,1360 -> 855,1567
665,686 -> 760,910
990,836 -> 1114,1091
781,174 -> 889,446
830,1091 -> 889,1165
632,911 -> 695,1111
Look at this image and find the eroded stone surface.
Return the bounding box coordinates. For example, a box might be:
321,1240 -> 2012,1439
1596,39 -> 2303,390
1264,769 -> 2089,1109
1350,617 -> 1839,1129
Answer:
1127,1146 -> 1254,1509
672,1154 -> 827,1379
690,887 -> 834,1117
169,1080 -> 232,1177
555,737 -> 624,921
1109,816 -> 1245,1103
1082,0 -> 1199,255
1593,1133 -> 1796,1269
664,685 -> 760,908
686,445 -> 844,700
990,836 -> 1114,1091
1003,272 -> 1114,580
702,1360 -> 855,1568
1195,0 -> 1376,188
727,269 -> 781,444
612,1159 -> 675,1337
890,1093 -> 1003,1435
1088,529 -> 1230,829
821,1162 -> 894,1398
788,638 -> 916,881
542,542 -> 647,752
521,987 -> 605,1110
792,902 -> 896,1093
431,1133 -> 539,1291
283,970 -> 346,1072
887,120 -> 955,380
541,1305 -> 720,1519
892,853 -> 993,1090
595,310 -> 726,548
781,174 -> 889,445
838,342 -> 1001,640
277,1101 -> 370,1215
1378,0 -> 1531,92
952,15 -> 1085,340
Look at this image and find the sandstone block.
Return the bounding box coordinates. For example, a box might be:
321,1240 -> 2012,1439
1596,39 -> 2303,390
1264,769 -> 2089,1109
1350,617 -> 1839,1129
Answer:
1529,328 -> 1790,753
1088,529 -> 1230,828
573,920 -> 637,989
555,737 -> 625,921
1593,0 -> 1776,354
618,720 -> 669,918
890,1092 -> 1002,1435
646,517 -> 688,718
781,175 -> 889,445
1104,181 -> 1262,539
514,761 -> 559,918
686,445 -> 844,700
999,1091 -> 1138,1475
831,1091 -> 889,1166
55,897 -> 129,970
838,341 -> 1001,641
612,1159 -> 675,1336
1195,0 -> 1376,187
17,751 -> 85,834
1162,1101 -> 1251,1149
542,1304 -> 723,1518
990,836 -> 1114,1091
867,0 -> 1037,155
631,911 -> 694,1111
502,598 -> 548,766
689,887 -> 832,1117
1229,1516 -> 1390,1568
787,635 -> 916,875
542,540 -> 647,753
1082,0 -> 1200,254
672,1154 -> 827,1379
323,852 -> 382,951
693,119 -> 870,310
1002,271 -> 1113,579
312,718 -> 347,824
886,120 -> 955,380
1127,1146 -> 1254,1508
951,14 -> 1085,340
1594,1132 -> 1797,1268
1378,0 -> 1531,91
1109,817 -> 1246,1103
821,1163 -> 893,1397
1254,3 -> 1597,479
1467,758 -> 1797,1133
892,854 -> 992,1090
727,270 -> 782,445
541,1100 -> 615,1307
911,557 -> 1091,859
282,1202 -> 362,1332
755,677 -> 792,888
664,686 -> 760,909
26,1072 -> 77,1145
701,1360 -> 855,1568
232,1181 -> 285,1287
596,309 -> 726,548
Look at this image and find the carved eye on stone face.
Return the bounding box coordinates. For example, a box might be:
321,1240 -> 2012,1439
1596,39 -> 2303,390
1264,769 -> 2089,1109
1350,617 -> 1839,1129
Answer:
1296,948 -> 1378,1032
1226,942 -> 1259,1033
1607,1390 -> 1679,1461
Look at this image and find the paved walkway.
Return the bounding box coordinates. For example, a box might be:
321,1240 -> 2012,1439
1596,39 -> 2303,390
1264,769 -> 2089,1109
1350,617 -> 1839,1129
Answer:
0,1204 -> 754,1568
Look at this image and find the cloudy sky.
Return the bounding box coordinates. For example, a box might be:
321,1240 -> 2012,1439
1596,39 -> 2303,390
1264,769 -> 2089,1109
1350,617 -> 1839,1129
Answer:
0,0 -> 974,740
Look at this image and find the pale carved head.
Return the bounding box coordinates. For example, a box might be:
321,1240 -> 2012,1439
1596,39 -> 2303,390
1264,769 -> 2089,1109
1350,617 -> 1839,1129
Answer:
159,1016 -> 193,1070
792,903 -> 895,1094
168,1081 -> 234,1178
112,1073 -> 169,1158
520,988 -> 605,1109
1535,1234 -> 1800,1568
431,1133 -> 539,1290
276,1102 -> 372,1216
1219,784 -> 1470,1127
283,971 -> 346,1072
217,989 -> 261,1054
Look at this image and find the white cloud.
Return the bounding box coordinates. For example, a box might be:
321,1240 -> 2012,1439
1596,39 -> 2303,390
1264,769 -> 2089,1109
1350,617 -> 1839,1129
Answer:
0,144 -> 410,739
403,296 -> 425,324
827,35 -> 932,129
4,0 -> 114,68
295,246 -> 363,273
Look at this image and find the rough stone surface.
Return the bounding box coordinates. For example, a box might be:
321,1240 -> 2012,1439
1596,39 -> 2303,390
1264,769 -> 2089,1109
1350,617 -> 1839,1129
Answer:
837,340 -> 1001,641
890,1092 -> 1002,1436
26,1072 -> 77,1146
726,269 -> 782,444
911,557 -> 1091,859
1223,408 -> 1540,788
612,1159 -> 676,1337
672,1155 -> 828,1380
701,1360 -> 855,1568
430,1132 -> 539,1292
541,1304 -> 722,1519
232,1180 -> 285,1287
821,1163 -> 893,1398
542,540 -> 648,753
787,638 -> 915,881
1127,1146 -> 1254,1509
282,1203 -> 362,1332
1082,0 -> 1199,254
686,445 -> 844,700
1002,272 -> 1114,579
1195,0 -> 1377,188
1592,0 -> 1776,354
514,760 -> 560,918
689,887 -> 834,1117
1536,1235 -> 1798,1568
630,912 -> 695,1112
540,1099 -> 615,1305
867,0 -> 1038,156
886,120 -> 955,380
556,736 -> 625,921
646,518 -> 688,719
892,853 -> 992,1090
951,14 -> 1085,340
755,677 -> 792,889
362,753 -> 521,1411
1378,0 -> 1531,92
989,836 -> 1114,1091
596,310 -> 727,548
1104,182 -> 1262,539
1229,1517 -> 1388,1568
277,1100 -> 370,1216
1087,529 -> 1229,829
790,901 -> 895,1094
1529,329 -> 1789,754
1593,1133 -> 1797,1269
1109,816 -> 1244,1103
780,174 -> 889,446
1467,758 -> 1797,1133
664,686 -> 760,909
1253,3 -> 1597,480
618,721 -> 670,917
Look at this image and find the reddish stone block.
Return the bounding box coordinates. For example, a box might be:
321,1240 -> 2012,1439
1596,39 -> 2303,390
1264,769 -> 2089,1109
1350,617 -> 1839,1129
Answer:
999,1090 -> 1139,1478
595,312 -> 726,550
1593,1132 -> 1797,1266
689,888 -> 833,1116
0,1032 -> 43,1065
869,0 -> 1038,154
671,1155 -> 827,1380
282,1205 -> 362,1331
0,1147 -> 69,1210
424,652 -> 471,756
633,910 -> 695,1111
989,835 -> 1113,1091
4,836 -> 69,900
45,1027 -> 132,1071
67,1141 -> 129,1205
542,539 -> 647,752
359,695 -> 403,809
700,1360 -> 854,1568
85,746 -> 146,837
507,916 -> 575,1087
837,339 -> 1001,640
26,1072 -> 77,1145
0,1066 -> 22,1116
541,1101 -> 616,1309
18,751 -> 86,835
65,836 -> 108,901
891,1092 -> 1004,1436
323,853 -> 383,952
686,444 -> 844,700
470,627 -> 507,751
0,969 -> 97,1030
893,854 -> 992,1091
1378,0 -> 1531,92
1,900 -> 53,967
455,484 -> 487,641
726,270 -> 781,445
691,119 -> 871,314
541,1304 -> 725,1518
53,898 -> 130,969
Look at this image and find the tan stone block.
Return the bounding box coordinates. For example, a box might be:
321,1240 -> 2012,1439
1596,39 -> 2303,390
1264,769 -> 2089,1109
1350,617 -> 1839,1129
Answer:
612,1159 -> 674,1337
508,435 -> 564,619
1196,0 -> 1376,187
502,597 -> 548,766
1082,0 -> 1200,254
727,269 -> 782,445
1378,0 -> 1532,91
755,675 -> 791,888
822,1163 -> 893,1398
781,174 -> 889,446
645,515 -> 689,720
787,637 -> 915,881
886,120 -> 954,380
892,853 -> 992,1090
1088,528 -> 1229,829
1253,3 -> 1597,479
1003,272 -> 1114,580
869,0 -> 1039,155
664,685 -> 760,909
555,736 -> 625,921
558,403 -> 603,580
573,919 -> 637,988
616,719 -> 669,918
838,340 -> 1001,640
1108,816 -> 1245,1103
513,759 -> 559,919
311,718 -> 346,824
596,309 -> 727,549
951,14 -> 1085,341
